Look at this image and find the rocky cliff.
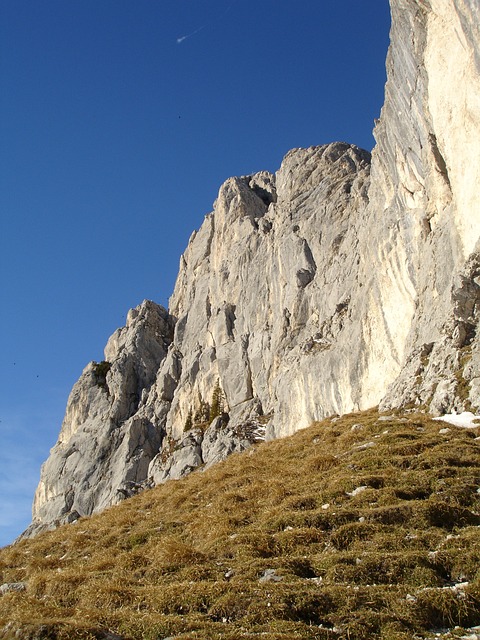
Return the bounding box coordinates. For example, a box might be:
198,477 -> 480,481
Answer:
26,0 -> 480,536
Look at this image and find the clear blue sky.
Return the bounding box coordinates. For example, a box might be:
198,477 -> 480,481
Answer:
0,0 -> 391,546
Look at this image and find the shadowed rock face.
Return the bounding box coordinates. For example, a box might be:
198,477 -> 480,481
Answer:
26,0 -> 480,536
27,301 -> 175,536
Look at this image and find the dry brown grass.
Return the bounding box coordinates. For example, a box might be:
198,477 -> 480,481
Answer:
1,409 -> 480,639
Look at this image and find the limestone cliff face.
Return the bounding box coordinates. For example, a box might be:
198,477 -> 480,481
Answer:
374,0 -> 480,412
160,144 -> 372,447
27,303 -> 175,535
27,0 -> 480,535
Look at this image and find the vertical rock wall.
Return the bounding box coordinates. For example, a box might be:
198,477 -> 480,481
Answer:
161,144 -> 373,446
28,302 -> 174,534
377,0 -> 480,411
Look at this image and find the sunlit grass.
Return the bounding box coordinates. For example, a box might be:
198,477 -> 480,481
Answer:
0,409 -> 479,639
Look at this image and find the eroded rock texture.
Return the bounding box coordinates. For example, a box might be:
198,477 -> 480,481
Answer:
27,302 -> 174,535
26,0 -> 480,536
375,0 -> 480,411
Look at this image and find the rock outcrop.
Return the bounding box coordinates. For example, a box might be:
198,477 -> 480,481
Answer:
26,0 -> 480,536
26,302 -> 175,535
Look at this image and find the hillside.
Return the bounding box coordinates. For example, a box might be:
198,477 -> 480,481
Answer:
1,409 -> 480,639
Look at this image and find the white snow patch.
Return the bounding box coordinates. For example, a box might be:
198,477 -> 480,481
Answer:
346,485 -> 368,497
451,581 -> 469,590
259,568 -> 283,583
353,441 -> 376,451
433,411 -> 480,428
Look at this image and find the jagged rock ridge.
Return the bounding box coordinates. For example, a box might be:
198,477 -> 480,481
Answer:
26,0 -> 480,536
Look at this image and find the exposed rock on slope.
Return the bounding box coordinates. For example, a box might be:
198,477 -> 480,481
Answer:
27,0 -> 480,535
27,302 -> 174,535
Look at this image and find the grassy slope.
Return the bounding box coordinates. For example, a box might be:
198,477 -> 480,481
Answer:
1,409 -> 480,640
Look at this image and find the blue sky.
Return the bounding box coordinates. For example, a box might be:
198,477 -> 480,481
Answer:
0,0 -> 391,547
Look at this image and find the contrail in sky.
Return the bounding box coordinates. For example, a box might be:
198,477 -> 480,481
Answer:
177,1 -> 237,44
177,23 -> 208,44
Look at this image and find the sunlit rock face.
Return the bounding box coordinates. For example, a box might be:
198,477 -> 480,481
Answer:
374,0 -> 480,412
26,0 -> 480,536
161,143 -> 373,447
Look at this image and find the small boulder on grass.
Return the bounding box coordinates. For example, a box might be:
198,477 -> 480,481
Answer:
0,582 -> 26,594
